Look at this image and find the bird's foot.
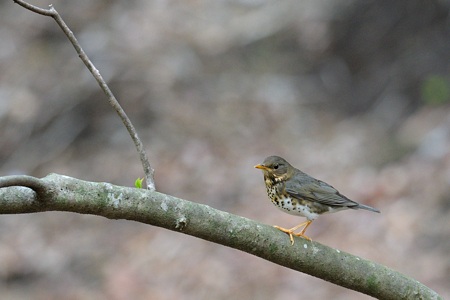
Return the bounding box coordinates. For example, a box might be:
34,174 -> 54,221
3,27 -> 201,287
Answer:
293,231 -> 312,242
273,220 -> 313,245
273,225 -> 296,244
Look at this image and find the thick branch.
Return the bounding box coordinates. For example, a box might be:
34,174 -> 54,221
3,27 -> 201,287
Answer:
13,0 -> 155,190
0,174 -> 442,300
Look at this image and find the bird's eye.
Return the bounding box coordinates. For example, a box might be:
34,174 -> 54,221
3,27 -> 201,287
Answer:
273,164 -> 279,170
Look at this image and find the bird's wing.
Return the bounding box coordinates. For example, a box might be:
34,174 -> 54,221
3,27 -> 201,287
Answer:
285,179 -> 357,208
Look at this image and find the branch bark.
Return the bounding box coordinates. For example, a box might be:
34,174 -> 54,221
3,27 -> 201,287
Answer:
0,174 -> 442,300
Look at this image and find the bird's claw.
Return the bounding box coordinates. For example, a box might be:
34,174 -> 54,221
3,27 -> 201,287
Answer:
274,224 -> 312,245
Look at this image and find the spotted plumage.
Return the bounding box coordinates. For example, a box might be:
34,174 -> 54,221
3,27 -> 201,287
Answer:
255,156 -> 380,244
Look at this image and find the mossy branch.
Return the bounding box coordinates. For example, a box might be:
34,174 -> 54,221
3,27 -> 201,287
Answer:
0,174 -> 442,300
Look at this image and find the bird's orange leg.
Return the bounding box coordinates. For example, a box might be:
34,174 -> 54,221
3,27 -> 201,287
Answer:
274,220 -> 313,245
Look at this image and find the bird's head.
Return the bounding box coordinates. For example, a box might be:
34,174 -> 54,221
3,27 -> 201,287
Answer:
254,156 -> 293,182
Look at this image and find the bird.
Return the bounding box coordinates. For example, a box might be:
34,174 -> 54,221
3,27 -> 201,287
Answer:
255,155 -> 380,245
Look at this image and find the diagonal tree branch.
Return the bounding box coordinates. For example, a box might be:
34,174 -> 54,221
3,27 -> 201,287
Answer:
0,174 -> 443,300
13,0 -> 155,190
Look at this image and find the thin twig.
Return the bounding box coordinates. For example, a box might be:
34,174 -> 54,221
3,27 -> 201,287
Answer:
13,0 -> 156,190
13,0 -> 54,15
0,175 -> 48,197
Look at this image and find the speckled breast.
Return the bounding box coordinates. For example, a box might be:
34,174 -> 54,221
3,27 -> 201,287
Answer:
265,182 -> 323,220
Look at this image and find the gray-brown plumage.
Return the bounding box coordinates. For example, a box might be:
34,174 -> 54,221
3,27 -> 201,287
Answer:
255,155 -> 380,244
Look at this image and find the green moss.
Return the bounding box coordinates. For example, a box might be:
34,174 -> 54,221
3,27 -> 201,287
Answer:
422,75 -> 450,105
366,274 -> 379,294
268,242 -> 279,257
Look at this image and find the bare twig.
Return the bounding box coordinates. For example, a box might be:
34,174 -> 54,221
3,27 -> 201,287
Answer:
13,0 -> 155,190
0,175 -> 48,197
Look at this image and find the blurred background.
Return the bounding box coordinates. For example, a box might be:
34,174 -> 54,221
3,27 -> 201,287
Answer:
1,0 -> 449,299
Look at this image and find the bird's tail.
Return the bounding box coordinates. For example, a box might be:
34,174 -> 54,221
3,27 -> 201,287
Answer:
356,203 -> 380,213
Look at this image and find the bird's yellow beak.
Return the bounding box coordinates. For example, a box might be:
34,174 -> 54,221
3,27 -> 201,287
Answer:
254,164 -> 269,170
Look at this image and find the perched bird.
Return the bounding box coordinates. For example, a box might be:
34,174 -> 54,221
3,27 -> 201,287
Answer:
255,156 -> 380,244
